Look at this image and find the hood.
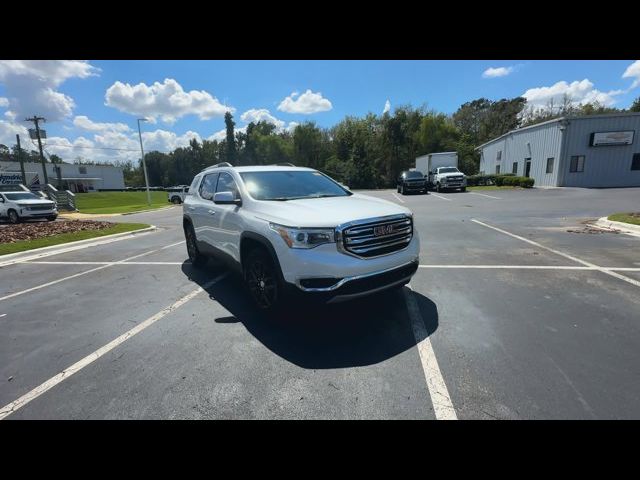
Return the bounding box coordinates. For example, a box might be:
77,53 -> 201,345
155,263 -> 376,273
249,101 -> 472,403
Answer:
13,199 -> 55,205
249,193 -> 412,228
440,172 -> 464,178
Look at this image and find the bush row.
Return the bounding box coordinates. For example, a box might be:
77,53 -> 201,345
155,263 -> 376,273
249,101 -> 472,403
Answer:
466,174 -> 534,188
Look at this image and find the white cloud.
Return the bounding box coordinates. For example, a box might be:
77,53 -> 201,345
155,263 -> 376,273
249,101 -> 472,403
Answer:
105,78 -> 232,124
0,60 -> 98,121
73,115 -> 131,133
382,99 -> 391,114
0,97 -> 8,108
622,60 -> 640,89
141,129 -> 202,152
240,108 -> 285,129
482,66 -> 514,78
522,79 -> 624,109
0,120 -> 28,146
285,121 -> 299,133
277,89 -> 332,114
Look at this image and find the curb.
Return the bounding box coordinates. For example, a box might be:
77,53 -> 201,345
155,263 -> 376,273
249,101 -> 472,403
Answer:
594,217 -> 640,237
0,225 -> 157,265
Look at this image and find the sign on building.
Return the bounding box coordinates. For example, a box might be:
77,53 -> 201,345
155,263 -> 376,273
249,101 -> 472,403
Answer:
589,131 -> 635,146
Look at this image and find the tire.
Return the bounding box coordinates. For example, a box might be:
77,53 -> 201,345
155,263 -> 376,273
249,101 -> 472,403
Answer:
243,247 -> 283,313
461,187 -> 466,192
400,185 -> 405,195
436,183 -> 441,193
397,185 -> 401,193
7,209 -> 19,224
171,196 -> 181,204
184,223 -> 207,268
46,215 -> 58,221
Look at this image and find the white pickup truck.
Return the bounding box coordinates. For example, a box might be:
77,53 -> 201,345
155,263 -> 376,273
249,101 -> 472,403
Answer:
0,191 -> 58,223
429,166 -> 467,192
182,163 -> 420,312
167,186 -> 190,204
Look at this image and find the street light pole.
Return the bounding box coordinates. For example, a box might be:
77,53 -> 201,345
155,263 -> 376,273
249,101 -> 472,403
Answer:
137,118 -> 151,206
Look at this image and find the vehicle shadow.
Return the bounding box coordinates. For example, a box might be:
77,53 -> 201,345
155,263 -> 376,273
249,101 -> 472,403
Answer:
181,259 -> 439,369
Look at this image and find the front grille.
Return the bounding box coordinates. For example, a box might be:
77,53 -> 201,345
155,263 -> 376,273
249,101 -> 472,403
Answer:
339,215 -> 413,258
28,205 -> 53,211
445,176 -> 463,182
338,262 -> 418,295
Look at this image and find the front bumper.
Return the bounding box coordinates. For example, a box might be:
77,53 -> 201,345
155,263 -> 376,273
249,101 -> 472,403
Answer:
286,260 -> 418,303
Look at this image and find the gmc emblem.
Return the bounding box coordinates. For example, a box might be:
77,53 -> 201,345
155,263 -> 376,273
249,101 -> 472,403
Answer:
374,224 -> 394,236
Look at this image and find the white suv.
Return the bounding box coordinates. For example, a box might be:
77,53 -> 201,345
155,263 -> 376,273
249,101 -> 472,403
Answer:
0,191 -> 58,223
182,163 -> 420,311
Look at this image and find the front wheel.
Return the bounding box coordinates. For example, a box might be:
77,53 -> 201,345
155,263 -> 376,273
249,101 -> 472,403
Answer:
244,248 -> 282,313
461,187 -> 466,192
172,197 -> 181,204
46,215 -> 58,221
8,209 -> 19,224
184,223 -> 207,268
436,183 -> 441,193
400,185 -> 405,195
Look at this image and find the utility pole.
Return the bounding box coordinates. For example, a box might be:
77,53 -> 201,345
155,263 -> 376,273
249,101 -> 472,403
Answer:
15,134 -> 27,186
137,118 -> 151,206
24,116 -> 48,185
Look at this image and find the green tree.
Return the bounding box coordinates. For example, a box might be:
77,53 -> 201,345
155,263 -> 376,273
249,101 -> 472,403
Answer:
629,97 -> 640,112
224,111 -> 237,165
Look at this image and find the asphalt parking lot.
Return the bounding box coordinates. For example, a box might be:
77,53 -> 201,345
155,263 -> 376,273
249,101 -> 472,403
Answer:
1,186 -> 640,419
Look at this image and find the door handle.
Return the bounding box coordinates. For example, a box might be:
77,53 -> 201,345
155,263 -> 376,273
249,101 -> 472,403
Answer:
207,209 -> 216,215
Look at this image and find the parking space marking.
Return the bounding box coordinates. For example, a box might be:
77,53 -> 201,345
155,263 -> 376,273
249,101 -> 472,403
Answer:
391,192 -> 405,203
0,273 -> 228,420
429,193 -> 452,201
471,218 -> 640,289
404,284 -> 457,420
26,261 -> 186,266
467,192 -> 501,200
0,241 -> 186,303
0,229 -> 159,268
0,313 -> 6,318
420,264 -> 595,270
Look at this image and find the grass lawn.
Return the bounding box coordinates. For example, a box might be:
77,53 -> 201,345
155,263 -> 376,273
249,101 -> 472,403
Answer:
75,191 -> 169,214
467,186 -> 520,191
0,222 -> 150,256
608,213 -> 640,226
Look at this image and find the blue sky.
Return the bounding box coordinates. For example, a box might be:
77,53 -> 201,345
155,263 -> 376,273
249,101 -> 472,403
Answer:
1,60 -> 639,164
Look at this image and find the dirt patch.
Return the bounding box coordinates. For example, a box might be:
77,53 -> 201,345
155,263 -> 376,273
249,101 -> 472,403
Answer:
0,220 -> 115,243
567,225 -> 620,235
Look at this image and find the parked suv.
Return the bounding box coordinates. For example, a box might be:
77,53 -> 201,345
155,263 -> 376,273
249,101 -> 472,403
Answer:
397,170 -> 427,195
0,191 -> 58,223
183,163 -> 420,312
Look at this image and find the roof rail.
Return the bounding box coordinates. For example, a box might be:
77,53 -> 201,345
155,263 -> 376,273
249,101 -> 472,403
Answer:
270,162 -> 296,167
201,162 -> 232,172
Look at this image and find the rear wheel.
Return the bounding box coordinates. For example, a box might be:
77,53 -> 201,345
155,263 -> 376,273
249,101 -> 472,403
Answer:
171,196 -> 181,204
244,248 -> 282,313
184,223 -> 207,268
46,215 -> 57,221
8,209 -> 19,224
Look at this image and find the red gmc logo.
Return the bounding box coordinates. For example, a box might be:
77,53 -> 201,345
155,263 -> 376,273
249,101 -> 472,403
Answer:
373,224 -> 394,236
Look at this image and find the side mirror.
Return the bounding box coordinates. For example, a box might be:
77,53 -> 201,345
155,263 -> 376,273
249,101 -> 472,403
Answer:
214,191 -> 241,205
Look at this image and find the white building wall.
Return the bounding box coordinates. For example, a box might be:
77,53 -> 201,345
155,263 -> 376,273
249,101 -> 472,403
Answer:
0,161 -> 124,190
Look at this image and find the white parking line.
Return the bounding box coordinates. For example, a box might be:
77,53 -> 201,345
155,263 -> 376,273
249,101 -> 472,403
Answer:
391,192 -> 405,203
471,218 -> 640,289
27,261 -> 186,266
0,313 -> 6,318
403,284 -> 457,420
0,241 -> 186,303
0,229 -> 159,268
429,193 -> 452,201
419,265 -> 595,270
467,192 -> 501,200
0,273 -> 227,420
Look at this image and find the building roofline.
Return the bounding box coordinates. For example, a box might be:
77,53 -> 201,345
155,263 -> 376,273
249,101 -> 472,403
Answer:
475,111 -> 640,151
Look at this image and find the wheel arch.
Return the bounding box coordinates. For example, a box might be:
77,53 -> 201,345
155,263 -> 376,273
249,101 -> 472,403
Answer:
240,232 -> 285,284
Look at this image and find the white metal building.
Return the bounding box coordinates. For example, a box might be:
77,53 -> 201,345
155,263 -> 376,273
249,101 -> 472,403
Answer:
0,161 -> 125,192
477,112 -> 640,187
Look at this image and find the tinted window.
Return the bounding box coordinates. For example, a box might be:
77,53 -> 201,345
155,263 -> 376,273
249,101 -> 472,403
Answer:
512,162 -> 518,174
546,157 -> 554,174
5,193 -> 40,201
199,173 -> 218,199
439,167 -> 459,173
631,153 -> 640,171
216,172 -> 240,198
404,171 -> 423,179
570,155 -> 585,173
239,170 -> 350,201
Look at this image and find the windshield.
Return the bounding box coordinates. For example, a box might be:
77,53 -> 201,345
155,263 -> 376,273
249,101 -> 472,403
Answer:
239,171 -> 351,201
4,193 -> 40,201
405,171 -> 424,179
439,167 -> 460,173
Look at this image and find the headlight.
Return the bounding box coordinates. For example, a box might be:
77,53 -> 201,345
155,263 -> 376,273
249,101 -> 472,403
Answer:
269,223 -> 335,249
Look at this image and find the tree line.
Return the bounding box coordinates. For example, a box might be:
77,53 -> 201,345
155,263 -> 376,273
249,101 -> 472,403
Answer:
3,95 -> 640,189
